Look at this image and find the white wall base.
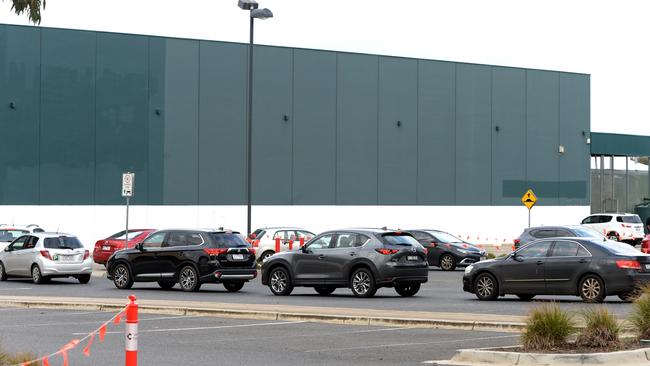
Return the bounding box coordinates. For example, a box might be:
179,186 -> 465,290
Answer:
0,205 -> 591,248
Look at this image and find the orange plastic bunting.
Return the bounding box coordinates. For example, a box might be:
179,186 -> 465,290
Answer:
42,357 -> 50,366
99,323 -> 107,342
114,313 -> 122,325
83,332 -> 96,357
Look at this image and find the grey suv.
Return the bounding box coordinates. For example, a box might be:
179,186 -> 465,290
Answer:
515,225 -> 604,249
261,229 -> 428,298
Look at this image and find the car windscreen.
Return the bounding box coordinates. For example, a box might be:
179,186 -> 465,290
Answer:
618,216 -> 642,224
427,231 -> 463,243
44,236 -> 84,249
0,229 -> 29,242
572,227 -> 605,238
208,233 -> 251,248
379,233 -> 420,246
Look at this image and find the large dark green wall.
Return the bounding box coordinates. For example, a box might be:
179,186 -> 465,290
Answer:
0,24 -> 591,206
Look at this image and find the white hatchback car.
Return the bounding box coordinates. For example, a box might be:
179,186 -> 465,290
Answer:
248,227 -> 315,261
0,224 -> 45,251
581,213 -> 645,245
0,232 -> 92,284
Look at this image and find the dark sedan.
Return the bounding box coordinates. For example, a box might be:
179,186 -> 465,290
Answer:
407,229 -> 486,271
463,237 -> 650,303
261,229 -> 428,298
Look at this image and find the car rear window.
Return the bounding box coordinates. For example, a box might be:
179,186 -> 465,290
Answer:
617,216 -> 642,224
0,229 -> 29,241
44,236 -> 84,249
208,233 -> 251,248
379,233 -> 420,246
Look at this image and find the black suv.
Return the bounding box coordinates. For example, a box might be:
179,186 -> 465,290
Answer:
107,229 -> 256,292
261,229 -> 428,298
407,229 -> 486,271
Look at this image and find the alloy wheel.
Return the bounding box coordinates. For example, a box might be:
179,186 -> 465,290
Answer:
352,271 -> 371,295
582,278 -> 601,300
270,270 -> 287,293
32,266 -> 41,283
441,255 -> 454,270
180,267 -> 197,290
114,265 -> 129,288
476,276 -> 494,297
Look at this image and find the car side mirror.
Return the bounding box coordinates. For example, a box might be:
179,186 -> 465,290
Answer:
512,252 -> 523,262
301,245 -> 310,253
3,247 -> 10,252
136,242 -> 144,251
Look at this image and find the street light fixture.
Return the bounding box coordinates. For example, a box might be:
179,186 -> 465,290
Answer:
238,0 -> 273,236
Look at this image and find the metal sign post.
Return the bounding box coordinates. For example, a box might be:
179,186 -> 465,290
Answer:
521,189 -> 538,228
122,173 -> 135,249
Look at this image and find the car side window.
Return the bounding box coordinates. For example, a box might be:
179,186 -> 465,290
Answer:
556,229 -> 573,237
296,231 -> 314,241
334,233 -> 369,248
273,231 -> 287,240
8,236 -> 29,251
550,241 -> 579,257
307,235 -> 333,250
600,215 -> 612,223
581,216 -> 594,224
24,236 -> 39,249
577,245 -> 591,257
535,229 -> 556,239
142,232 -> 166,249
165,231 -> 204,247
517,241 -> 552,258
411,231 -> 430,241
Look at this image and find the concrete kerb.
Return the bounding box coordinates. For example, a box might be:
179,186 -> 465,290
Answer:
428,346 -> 650,366
0,297 -> 525,332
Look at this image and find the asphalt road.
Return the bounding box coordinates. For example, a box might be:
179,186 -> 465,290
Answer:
0,267 -> 635,317
0,307 -> 519,366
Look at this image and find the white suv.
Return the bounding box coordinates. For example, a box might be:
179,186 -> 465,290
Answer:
0,225 -> 45,250
248,227 -> 315,261
580,213 -> 645,245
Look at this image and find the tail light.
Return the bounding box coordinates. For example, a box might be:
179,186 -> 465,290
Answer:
204,248 -> 228,256
616,260 -> 641,270
40,250 -> 52,260
514,239 -> 521,246
83,250 -> 90,260
376,249 -> 399,255
248,248 -> 256,255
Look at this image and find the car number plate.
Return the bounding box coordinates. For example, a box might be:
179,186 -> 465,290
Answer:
232,254 -> 244,260
645,264 -> 650,270
58,255 -> 74,262
102,246 -> 111,251
407,255 -> 418,261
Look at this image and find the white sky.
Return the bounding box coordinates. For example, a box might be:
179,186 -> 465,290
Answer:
1,0 -> 649,136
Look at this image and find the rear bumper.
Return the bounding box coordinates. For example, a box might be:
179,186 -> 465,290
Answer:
92,250 -> 112,264
378,265 -> 428,285
200,269 -> 258,283
605,271 -> 650,295
41,259 -> 93,276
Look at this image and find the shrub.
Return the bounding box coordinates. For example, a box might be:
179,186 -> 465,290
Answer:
521,303 -> 575,351
576,307 -> 621,348
486,253 -> 496,259
0,344 -> 34,366
629,286 -> 650,339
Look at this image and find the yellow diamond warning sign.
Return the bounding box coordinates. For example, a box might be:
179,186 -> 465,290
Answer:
521,189 -> 537,209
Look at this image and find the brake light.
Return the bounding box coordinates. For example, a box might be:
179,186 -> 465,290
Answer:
40,250 -> 52,260
204,248 -> 228,256
376,249 -> 399,255
83,250 -> 90,260
248,248 -> 256,255
616,260 -> 641,270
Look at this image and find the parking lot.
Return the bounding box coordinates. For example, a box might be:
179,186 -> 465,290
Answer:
0,267 -> 634,317
0,307 -> 519,366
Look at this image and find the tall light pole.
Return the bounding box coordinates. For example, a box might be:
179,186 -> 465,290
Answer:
237,0 -> 273,236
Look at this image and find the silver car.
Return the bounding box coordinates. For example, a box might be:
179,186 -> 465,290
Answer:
0,232 -> 92,284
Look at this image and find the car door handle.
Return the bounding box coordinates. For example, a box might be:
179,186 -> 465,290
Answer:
536,260 -> 544,265
578,259 -> 588,263
349,252 -> 357,256
318,255 -> 326,259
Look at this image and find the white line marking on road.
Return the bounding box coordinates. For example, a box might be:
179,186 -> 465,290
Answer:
304,334 -> 519,353
0,287 -> 32,291
1,315 -> 203,329
77,320 -> 307,335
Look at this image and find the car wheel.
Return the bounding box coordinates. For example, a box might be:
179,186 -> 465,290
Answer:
395,283 -> 421,297
618,290 -> 640,302
579,275 -> 605,303
31,265 -> 48,284
157,280 -> 176,290
350,268 -> 377,298
179,265 -> 201,292
314,286 -> 336,296
223,281 -> 245,292
260,251 -> 275,261
474,273 -> 498,301
516,294 -> 535,301
112,263 -> 133,289
77,274 -> 91,284
440,254 -> 457,271
607,232 -> 619,241
269,267 -> 293,296
0,261 -> 7,281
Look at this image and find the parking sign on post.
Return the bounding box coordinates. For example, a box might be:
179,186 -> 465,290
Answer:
122,172 -> 134,250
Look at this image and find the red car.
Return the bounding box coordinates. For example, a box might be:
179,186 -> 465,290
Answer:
93,229 -> 155,266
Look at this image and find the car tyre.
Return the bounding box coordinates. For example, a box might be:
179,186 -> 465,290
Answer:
179,265 -> 201,292
31,265 -> 48,284
579,275 -> 606,303
112,263 -> 134,289
516,294 -> 535,301
314,286 -> 336,296
439,254 -> 457,271
395,283 -> 421,297
0,261 -> 7,281
77,274 -> 91,284
223,281 -> 245,292
157,280 -> 176,290
618,290 -> 640,303
474,272 -> 498,301
269,267 -> 293,296
607,232 -> 620,241
260,251 -> 275,262
350,267 -> 377,298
